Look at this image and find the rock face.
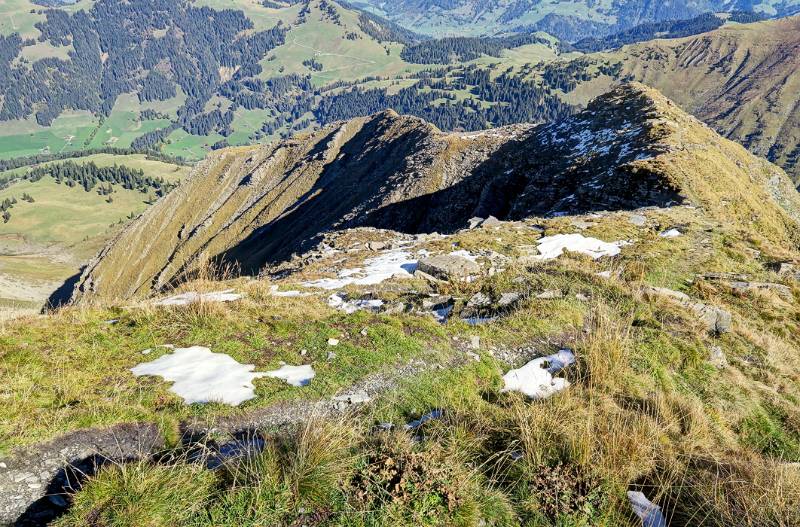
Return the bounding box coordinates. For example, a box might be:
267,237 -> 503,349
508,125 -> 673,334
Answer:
0,423 -> 163,525
71,83 -> 800,302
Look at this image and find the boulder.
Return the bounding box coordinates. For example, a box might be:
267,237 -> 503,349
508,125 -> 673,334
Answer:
481,215 -> 502,227
0,423 -> 163,525
366,241 -> 388,251
536,289 -> 563,299
629,214 -> 647,226
726,281 -> 793,299
692,303 -> 732,335
422,295 -> 454,310
498,292 -> 521,307
708,346 -> 728,369
467,292 -> 492,308
417,254 -> 480,281
766,261 -> 797,276
467,217 -> 484,229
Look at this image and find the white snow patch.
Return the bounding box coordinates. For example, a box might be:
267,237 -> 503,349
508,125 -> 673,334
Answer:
328,293 -> 384,314
269,285 -> 310,297
596,270 -> 613,279
154,289 -> 243,306
131,346 -> 269,406
534,234 -> 628,260
658,228 -> 682,238
627,491 -> 667,527
501,349 -> 576,399
263,364 -> 315,388
302,250 -> 417,290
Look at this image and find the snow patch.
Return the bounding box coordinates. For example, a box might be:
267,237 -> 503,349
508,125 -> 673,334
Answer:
501,349 -> 576,399
534,234 -> 628,260
658,228 -> 682,238
302,250 -> 417,290
154,290 -> 243,306
269,285 -> 310,297
328,293 -> 384,314
263,364 -> 315,387
131,346 -> 268,406
627,491 -> 667,527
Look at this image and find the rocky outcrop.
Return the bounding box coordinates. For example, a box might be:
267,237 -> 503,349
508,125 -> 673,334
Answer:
644,286 -> 732,335
417,254 -> 481,281
0,423 -> 163,525
70,83 -> 800,303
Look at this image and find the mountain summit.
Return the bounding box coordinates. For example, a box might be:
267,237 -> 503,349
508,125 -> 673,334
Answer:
70,83 -> 800,302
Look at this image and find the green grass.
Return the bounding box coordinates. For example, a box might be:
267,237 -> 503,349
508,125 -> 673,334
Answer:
4,205 -> 800,525
162,128 -> 225,160
0,153 -> 190,317
0,152 -> 189,183
85,94 -> 173,150
256,1 -> 423,86
0,176 -> 163,249
0,287 -> 451,454
0,112 -> 100,160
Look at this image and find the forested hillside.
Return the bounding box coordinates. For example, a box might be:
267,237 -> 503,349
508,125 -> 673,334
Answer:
0,0 -> 287,127
0,0 -> 582,162
2,0 -> 799,185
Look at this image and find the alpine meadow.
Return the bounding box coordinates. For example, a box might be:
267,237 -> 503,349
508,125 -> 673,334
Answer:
0,1 -> 799,526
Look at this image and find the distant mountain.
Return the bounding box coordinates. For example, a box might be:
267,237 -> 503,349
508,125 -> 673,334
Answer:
572,11 -> 766,52
354,0 -> 800,40
572,15 -> 800,182
0,0 -> 577,163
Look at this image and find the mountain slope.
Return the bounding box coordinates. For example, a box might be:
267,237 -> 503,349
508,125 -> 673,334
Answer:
71,83 -> 800,301
355,0 -> 800,39
0,152 -> 189,317
484,15 -> 800,183
0,0 -> 426,161
613,15 -> 800,181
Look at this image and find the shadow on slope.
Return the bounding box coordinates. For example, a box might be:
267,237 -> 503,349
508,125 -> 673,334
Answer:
219,96 -> 684,273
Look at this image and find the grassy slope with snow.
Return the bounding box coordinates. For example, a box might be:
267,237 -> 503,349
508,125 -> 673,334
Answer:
2,203 -> 799,525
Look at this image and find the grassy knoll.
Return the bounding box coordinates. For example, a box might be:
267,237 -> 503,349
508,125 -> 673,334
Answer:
258,1 -> 423,86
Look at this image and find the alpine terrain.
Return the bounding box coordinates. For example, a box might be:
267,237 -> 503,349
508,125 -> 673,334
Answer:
1,84 -> 799,527
1,1 -> 800,527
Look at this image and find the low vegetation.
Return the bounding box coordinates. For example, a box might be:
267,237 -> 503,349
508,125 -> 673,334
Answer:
2,201 -> 799,525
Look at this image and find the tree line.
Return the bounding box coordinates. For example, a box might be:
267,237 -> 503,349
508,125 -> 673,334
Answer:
400,35 -> 561,64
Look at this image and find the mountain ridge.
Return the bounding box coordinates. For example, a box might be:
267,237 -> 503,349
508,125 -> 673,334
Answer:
70,83 -> 800,302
